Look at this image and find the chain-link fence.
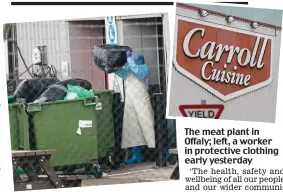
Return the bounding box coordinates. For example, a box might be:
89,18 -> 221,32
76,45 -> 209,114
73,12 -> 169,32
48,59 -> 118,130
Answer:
5,14 -> 178,191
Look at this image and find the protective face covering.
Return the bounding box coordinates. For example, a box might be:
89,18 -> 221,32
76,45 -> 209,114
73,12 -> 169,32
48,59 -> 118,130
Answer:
115,53 -> 155,149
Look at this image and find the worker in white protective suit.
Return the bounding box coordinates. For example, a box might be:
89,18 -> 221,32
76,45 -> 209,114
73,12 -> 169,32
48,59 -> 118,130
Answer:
115,51 -> 155,164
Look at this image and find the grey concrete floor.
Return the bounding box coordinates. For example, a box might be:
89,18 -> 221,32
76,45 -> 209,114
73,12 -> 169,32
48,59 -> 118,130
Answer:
82,162 -> 174,186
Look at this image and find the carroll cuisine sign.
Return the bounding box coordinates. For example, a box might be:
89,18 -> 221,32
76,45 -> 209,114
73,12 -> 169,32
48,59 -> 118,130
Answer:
174,17 -> 273,101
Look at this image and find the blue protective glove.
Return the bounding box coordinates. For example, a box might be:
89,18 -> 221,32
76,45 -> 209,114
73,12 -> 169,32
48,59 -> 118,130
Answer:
126,50 -> 132,57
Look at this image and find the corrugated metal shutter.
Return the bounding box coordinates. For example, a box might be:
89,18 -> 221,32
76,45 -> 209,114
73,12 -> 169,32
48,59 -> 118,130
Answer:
16,20 -> 70,80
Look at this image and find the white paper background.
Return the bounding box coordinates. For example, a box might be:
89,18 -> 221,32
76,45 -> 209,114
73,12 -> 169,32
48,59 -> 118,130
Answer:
1,0 -> 283,192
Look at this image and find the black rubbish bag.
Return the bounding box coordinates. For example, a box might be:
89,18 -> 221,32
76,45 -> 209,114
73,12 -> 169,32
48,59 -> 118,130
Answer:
13,78 -> 59,103
92,44 -> 132,73
33,84 -> 67,103
33,78 -> 92,103
58,78 -> 92,90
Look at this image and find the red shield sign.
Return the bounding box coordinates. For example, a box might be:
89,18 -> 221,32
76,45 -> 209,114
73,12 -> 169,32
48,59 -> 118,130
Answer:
174,16 -> 273,101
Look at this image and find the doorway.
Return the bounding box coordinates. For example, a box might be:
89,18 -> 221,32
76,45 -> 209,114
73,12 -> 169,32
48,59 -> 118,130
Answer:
68,20 -> 107,90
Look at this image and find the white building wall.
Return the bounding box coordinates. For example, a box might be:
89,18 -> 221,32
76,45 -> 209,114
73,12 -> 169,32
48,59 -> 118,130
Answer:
16,20 -> 70,80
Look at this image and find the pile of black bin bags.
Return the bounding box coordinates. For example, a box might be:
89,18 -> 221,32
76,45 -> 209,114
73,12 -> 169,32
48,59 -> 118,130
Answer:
13,78 -> 92,103
13,44 -> 132,103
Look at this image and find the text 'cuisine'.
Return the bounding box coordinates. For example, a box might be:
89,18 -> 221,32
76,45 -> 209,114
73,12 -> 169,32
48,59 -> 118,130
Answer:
182,28 -> 269,86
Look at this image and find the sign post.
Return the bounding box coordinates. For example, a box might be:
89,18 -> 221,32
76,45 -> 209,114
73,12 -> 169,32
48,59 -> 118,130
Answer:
169,4 -> 280,123
105,16 -> 124,100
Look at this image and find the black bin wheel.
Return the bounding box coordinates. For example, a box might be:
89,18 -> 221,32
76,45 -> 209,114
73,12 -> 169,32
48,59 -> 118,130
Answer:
99,155 -> 120,170
85,164 -> 103,179
93,166 -> 103,179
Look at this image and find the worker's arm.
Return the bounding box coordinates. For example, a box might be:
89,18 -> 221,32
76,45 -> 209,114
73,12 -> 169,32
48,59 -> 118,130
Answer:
127,56 -> 148,81
114,64 -> 130,80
